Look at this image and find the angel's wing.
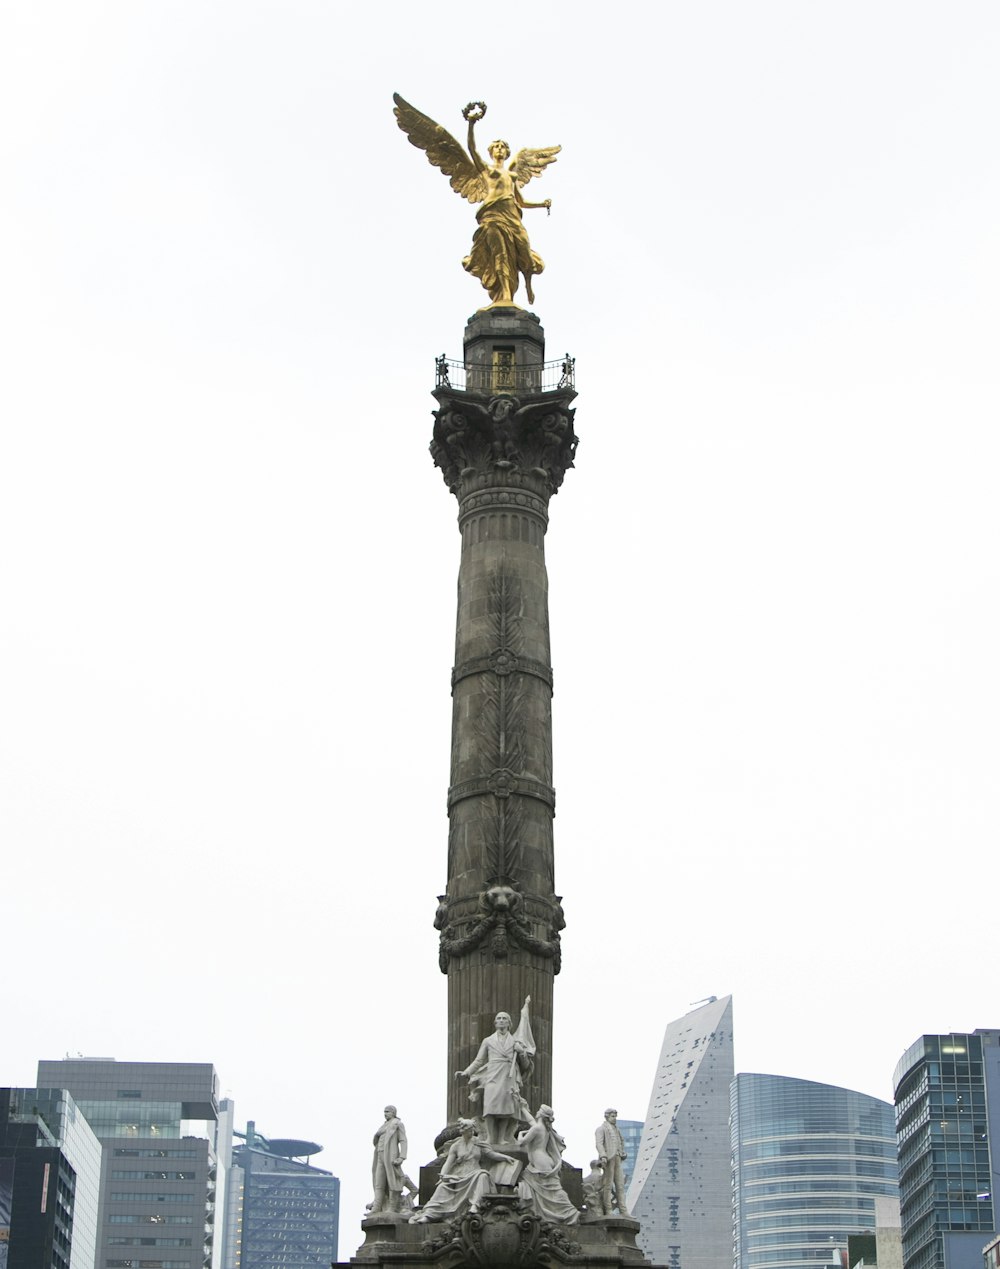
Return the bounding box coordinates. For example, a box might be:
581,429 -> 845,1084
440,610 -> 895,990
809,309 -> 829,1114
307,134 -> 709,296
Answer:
509,145 -> 561,188
393,93 -> 486,203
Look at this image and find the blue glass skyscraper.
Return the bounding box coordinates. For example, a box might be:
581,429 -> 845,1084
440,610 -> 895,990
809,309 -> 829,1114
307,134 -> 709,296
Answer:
731,1073 -> 899,1269
893,1029 -> 1000,1269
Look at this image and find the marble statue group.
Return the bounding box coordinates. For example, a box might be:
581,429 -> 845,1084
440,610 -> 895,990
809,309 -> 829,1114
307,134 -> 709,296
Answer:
366,998 -> 631,1229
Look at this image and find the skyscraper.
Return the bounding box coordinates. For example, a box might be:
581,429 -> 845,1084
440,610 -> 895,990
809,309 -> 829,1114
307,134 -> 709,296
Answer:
36,1059 -> 231,1269
0,1087 -> 102,1269
893,1029 -> 1000,1269
617,1120 -> 644,1192
627,996 -> 734,1269
731,1073 -> 899,1269
222,1123 -> 339,1269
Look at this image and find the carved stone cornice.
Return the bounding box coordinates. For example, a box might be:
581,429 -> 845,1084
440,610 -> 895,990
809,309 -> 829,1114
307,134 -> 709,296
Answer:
430,387 -> 578,498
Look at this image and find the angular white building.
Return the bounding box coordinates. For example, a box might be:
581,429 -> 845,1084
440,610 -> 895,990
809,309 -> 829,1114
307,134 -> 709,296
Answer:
627,996 -> 734,1269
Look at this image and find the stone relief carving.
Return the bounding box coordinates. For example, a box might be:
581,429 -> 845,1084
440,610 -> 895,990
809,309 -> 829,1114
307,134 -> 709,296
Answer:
422,1198 -> 583,1266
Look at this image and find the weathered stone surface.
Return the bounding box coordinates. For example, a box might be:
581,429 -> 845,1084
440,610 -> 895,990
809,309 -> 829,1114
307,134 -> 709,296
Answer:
343,1204 -> 649,1269
431,310 -> 577,1123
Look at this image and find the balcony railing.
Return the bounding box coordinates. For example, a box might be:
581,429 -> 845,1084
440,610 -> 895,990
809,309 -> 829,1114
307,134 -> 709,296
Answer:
435,355 -> 575,394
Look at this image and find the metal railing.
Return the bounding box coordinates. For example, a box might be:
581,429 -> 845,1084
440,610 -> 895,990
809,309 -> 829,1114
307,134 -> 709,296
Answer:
435,355 -> 575,394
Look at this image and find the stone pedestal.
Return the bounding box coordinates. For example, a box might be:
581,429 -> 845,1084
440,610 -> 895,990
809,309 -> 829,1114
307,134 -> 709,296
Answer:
346,1198 -> 650,1269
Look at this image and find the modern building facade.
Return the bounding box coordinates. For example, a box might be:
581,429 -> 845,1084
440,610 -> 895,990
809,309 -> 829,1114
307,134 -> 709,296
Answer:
731,1073 -> 899,1269
627,995 -> 734,1269
0,1087 -> 102,1269
222,1123 -> 339,1269
36,1059 -> 232,1269
893,1030 -> 1000,1269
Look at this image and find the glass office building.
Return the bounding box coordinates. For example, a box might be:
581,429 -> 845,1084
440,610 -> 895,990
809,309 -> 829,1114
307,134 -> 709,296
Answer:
893,1030 -> 1000,1269
731,1073 -> 899,1269
37,1059 -> 232,1269
617,1120 -> 644,1192
0,1087 -> 102,1269
222,1124 -> 339,1269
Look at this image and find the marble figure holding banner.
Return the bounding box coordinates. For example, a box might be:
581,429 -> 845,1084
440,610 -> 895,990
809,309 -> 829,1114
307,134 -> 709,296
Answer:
456,996 -> 535,1144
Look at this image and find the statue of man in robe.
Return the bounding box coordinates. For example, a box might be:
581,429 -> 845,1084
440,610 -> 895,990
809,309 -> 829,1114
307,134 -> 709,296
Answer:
369,1105 -> 408,1216
455,996 -> 535,1144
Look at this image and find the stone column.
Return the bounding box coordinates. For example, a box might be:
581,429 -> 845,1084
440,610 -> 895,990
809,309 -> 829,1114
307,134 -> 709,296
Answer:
430,308 -> 577,1124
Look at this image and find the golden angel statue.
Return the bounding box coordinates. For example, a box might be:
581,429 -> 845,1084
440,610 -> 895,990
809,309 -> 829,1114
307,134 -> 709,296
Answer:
393,94 -> 560,307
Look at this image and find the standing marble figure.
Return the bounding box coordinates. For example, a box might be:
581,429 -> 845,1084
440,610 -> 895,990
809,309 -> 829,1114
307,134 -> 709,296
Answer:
595,1108 -> 629,1217
456,996 -> 535,1144
369,1105 -> 407,1215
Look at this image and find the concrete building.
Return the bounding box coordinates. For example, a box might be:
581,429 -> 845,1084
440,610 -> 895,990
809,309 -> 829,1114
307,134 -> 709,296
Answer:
37,1059 -> 232,1269
731,1073 -> 899,1269
847,1197 -> 904,1269
222,1123 -> 339,1269
627,995 -> 734,1269
0,1087 -> 102,1269
893,1030 -> 1000,1269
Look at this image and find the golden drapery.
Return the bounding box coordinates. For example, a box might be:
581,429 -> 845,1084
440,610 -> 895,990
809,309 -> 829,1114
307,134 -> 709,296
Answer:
463,196 -> 545,305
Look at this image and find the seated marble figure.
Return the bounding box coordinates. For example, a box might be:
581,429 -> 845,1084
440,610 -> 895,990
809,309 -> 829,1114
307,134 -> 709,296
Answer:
409,1118 -> 516,1224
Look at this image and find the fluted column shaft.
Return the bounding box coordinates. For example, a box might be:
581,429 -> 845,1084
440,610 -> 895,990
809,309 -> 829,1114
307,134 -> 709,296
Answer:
429,308 -> 577,1126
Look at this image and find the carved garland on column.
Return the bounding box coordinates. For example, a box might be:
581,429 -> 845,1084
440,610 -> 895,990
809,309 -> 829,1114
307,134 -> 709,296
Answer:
437,560 -> 564,973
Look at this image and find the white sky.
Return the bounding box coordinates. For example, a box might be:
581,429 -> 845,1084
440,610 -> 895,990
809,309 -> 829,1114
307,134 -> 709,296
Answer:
2,1 -> 998,1256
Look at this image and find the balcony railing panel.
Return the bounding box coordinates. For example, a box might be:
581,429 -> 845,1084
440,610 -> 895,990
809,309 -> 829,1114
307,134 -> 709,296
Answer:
435,355 -> 574,394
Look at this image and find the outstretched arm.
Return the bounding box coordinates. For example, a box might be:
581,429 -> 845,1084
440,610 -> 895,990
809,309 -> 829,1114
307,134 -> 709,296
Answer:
515,188 -> 551,212
463,101 -> 488,172
468,119 -> 485,172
